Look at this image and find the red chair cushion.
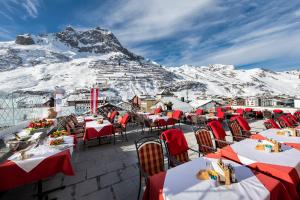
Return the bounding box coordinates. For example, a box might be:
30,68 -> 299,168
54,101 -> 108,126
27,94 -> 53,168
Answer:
236,108 -> 244,115
266,119 -> 280,129
121,113 -> 130,125
195,109 -> 203,116
231,116 -> 251,131
172,110 -> 183,120
207,120 -> 226,140
161,129 -> 189,156
286,113 -> 298,124
273,109 -> 283,114
279,115 -> 293,127
216,107 -> 222,113
154,108 -> 162,114
245,108 -> 252,112
217,111 -> 225,120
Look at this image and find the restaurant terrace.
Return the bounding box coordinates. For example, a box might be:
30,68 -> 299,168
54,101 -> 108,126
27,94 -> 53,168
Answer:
0,91 -> 300,200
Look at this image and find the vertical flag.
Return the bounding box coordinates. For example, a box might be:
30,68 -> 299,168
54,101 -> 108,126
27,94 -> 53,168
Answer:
90,87 -> 99,114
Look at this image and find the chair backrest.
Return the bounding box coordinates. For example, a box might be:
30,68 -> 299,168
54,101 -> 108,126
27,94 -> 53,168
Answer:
263,110 -> 273,119
109,111 -> 118,122
154,107 -> 162,115
236,108 -> 244,115
273,109 -> 283,114
245,108 -> 252,113
172,110 -> 183,120
217,111 -> 225,120
277,116 -> 292,128
225,106 -> 231,111
228,120 -> 243,137
195,109 -> 203,116
231,116 -> 251,131
207,120 -> 226,141
194,129 -> 215,154
120,113 -> 130,126
294,111 -> 300,121
216,107 -> 222,113
135,136 -> 164,176
161,129 -> 189,156
264,119 -> 280,129
285,113 -> 298,125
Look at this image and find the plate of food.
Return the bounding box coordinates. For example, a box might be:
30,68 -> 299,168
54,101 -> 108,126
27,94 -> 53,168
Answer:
50,138 -> 64,146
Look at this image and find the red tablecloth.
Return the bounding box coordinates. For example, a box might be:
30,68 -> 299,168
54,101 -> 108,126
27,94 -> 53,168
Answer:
143,153 -> 291,200
221,142 -> 300,199
84,124 -> 114,142
0,150 -> 74,192
251,134 -> 300,150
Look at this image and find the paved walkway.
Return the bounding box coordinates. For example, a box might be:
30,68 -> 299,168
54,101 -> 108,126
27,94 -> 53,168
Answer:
1,120 -> 265,200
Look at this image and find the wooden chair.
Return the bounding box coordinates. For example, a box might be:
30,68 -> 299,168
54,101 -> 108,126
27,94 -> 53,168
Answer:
228,120 -> 250,141
135,136 -> 165,200
264,119 -> 280,129
207,120 -> 232,148
161,129 -> 199,168
194,128 -> 217,156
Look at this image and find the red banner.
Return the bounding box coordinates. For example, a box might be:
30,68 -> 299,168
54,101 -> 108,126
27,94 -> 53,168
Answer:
90,87 -> 99,114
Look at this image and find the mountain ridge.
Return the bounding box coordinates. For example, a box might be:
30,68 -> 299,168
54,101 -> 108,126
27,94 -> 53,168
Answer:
0,26 -> 299,101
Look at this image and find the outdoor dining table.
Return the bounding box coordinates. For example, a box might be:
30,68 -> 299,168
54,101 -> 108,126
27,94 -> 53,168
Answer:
0,135 -> 75,195
143,153 -> 291,200
251,128 -> 300,150
220,138 -> 300,199
83,115 -> 104,122
84,120 -> 114,142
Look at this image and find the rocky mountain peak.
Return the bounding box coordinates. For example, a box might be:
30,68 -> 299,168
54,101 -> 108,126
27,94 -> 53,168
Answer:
15,34 -> 35,45
54,26 -> 142,60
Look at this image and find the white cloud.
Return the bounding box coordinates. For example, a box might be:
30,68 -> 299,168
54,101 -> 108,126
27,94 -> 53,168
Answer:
83,0 -> 217,45
22,0 -> 40,18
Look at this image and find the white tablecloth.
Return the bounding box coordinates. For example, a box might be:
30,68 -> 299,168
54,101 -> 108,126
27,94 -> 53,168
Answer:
259,128 -> 300,144
163,157 -> 269,200
229,139 -> 300,177
8,136 -> 74,173
148,115 -> 170,122
85,120 -> 111,132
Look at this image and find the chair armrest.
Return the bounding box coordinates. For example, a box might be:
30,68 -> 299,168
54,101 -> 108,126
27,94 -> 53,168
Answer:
198,144 -> 216,151
215,139 -> 233,145
188,147 -> 200,154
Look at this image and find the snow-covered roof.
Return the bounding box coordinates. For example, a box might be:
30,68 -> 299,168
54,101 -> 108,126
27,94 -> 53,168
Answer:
189,99 -> 218,108
157,97 -> 193,113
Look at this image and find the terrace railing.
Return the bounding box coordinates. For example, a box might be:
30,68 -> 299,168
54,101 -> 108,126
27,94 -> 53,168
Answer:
0,92 -> 78,130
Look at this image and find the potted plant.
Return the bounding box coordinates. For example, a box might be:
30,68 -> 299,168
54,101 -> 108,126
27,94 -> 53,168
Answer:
165,102 -> 173,110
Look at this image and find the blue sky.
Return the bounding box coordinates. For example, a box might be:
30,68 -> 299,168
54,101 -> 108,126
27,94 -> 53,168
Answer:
1,0 -> 300,71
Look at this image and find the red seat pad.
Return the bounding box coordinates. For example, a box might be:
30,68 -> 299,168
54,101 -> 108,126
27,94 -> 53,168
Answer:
286,113 -> 298,124
236,108 -> 244,115
216,107 -> 222,113
279,115 -> 293,127
121,113 -> 130,125
195,109 -> 203,115
207,120 -> 226,140
154,108 -> 162,114
231,116 -> 251,131
161,129 -> 189,156
266,119 -> 280,129
273,109 -> 283,114
109,111 -> 119,122
245,108 -> 252,112
217,111 -> 225,119
172,110 -> 183,120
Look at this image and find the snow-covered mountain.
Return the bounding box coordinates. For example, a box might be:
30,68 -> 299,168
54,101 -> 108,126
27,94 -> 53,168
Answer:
0,26 -> 299,101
